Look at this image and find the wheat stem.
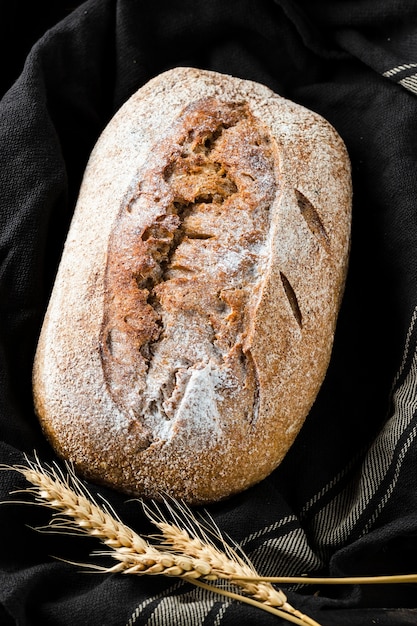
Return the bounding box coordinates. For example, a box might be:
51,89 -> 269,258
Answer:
190,579 -> 320,626
145,511 -> 321,626
153,519 -> 288,603
233,573 -> 417,585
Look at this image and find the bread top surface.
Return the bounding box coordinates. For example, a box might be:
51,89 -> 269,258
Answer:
101,97 -> 278,443
33,67 -> 352,504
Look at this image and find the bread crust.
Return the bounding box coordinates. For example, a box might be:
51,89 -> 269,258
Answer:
33,67 -> 352,504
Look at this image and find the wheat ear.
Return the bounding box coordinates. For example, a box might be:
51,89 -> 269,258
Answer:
2,456 -> 211,579
2,456 -> 322,626
143,499 -> 321,626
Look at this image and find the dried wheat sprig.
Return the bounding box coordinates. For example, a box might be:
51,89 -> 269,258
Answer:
1,455 -> 323,626
144,499 -> 288,605
1,456 -> 210,580
190,579 -> 318,626
145,507 -> 320,626
5,457 -> 415,623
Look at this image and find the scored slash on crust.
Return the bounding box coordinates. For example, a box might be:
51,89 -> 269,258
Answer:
100,104 -> 331,430
294,189 -> 331,255
99,97 -> 278,437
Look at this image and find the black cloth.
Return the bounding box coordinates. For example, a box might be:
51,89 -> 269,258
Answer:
2,1 -> 417,624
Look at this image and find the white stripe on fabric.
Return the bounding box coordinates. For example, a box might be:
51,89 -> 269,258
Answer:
213,601 -> 232,626
240,515 -> 297,546
399,74 -> 417,94
126,304 -> 417,625
383,62 -> 417,77
126,579 -> 230,626
390,305 -> 417,392
362,421 -> 417,535
126,582 -> 185,626
248,527 -> 324,579
307,305 -> 417,556
146,585 -> 214,626
300,455 -> 361,517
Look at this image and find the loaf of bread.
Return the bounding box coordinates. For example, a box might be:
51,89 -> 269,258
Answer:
33,67 -> 351,504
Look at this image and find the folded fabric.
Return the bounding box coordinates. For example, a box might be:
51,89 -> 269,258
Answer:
1,1 -> 417,624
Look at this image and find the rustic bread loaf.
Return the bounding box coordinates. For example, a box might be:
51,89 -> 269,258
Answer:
33,67 -> 351,504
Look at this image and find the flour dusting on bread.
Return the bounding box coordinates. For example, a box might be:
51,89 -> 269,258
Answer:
33,68 -> 351,504
100,98 -> 278,444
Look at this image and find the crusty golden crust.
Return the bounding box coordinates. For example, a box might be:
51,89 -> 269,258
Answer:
33,68 -> 352,504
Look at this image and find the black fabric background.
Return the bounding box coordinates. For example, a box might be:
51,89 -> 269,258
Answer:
2,1 -> 417,624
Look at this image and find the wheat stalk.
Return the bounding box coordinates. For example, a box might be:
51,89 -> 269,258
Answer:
144,498 -> 288,602
3,456 -> 205,578
1,455 -> 321,626
4,454 -> 415,624
143,500 -> 322,626
231,573 -> 417,585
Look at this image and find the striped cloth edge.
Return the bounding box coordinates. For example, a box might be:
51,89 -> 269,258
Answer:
125,305 -> 417,625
